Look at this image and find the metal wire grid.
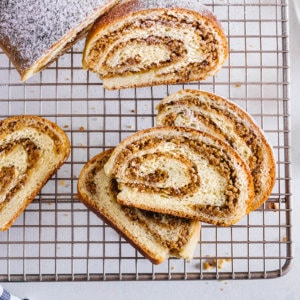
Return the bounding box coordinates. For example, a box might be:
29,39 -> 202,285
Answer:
0,0 -> 291,281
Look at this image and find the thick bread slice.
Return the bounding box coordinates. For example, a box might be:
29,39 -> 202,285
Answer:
156,89 -> 276,211
0,115 -> 70,231
83,0 -> 228,89
104,126 -> 254,226
77,149 -> 200,264
0,0 -> 120,81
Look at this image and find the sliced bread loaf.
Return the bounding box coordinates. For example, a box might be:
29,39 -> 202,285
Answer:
78,149 -> 200,264
0,115 -> 70,230
156,89 -> 276,211
104,126 -> 254,226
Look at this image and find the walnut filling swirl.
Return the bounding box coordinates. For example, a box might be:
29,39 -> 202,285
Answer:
88,12 -> 220,79
157,97 -> 264,196
0,139 -> 40,210
84,158 -> 194,253
111,134 -> 241,218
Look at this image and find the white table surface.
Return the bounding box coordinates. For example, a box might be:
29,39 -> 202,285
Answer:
2,2 -> 300,299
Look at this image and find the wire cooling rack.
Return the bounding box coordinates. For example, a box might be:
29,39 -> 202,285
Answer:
0,0 -> 291,281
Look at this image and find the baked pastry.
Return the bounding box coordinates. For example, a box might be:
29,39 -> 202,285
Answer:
104,126 -> 254,226
82,0 -> 228,89
0,115 -> 70,231
156,89 -> 276,211
77,149 -> 200,264
0,0 -> 120,81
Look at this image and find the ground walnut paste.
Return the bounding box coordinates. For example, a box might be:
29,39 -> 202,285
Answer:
89,13 -> 220,79
111,134 -> 241,218
84,157 -> 194,253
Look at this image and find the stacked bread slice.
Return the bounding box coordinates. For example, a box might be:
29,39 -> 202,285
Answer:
78,149 -> 200,264
0,116 -> 70,231
82,0 -> 228,89
103,126 -> 254,227
156,89 -> 276,211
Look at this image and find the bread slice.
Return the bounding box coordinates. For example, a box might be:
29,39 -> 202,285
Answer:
77,149 -> 200,264
104,126 -> 254,226
156,89 -> 276,211
82,0 -> 228,89
0,0 -> 120,81
0,115 -> 70,231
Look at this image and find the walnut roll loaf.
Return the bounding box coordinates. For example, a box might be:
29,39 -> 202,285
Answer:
82,0 -> 228,89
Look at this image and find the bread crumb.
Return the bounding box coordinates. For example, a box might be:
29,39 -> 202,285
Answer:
63,125 -> 69,129
79,126 -> 85,131
126,125 -> 133,129
60,180 -> 65,186
203,258 -> 231,270
267,202 -> 279,210
283,236 -> 287,242
131,109 -> 135,113
234,83 -> 241,88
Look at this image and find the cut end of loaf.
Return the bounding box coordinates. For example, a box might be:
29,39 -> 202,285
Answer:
83,1 -> 228,89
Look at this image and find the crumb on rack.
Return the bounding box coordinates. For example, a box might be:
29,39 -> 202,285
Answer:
79,126 -> 85,131
267,202 -> 279,210
203,257 -> 232,270
234,83 -> 241,88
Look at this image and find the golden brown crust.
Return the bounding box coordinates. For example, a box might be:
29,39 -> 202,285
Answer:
0,115 -> 70,231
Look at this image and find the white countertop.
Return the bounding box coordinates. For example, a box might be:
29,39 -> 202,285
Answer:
2,2 -> 300,299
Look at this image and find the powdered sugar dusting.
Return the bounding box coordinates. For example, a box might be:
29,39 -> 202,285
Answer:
0,0 -> 117,74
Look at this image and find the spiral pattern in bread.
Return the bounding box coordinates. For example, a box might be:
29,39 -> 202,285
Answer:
156,89 -> 276,211
0,116 -> 70,230
83,0 -> 228,89
104,126 -> 254,226
78,149 -> 200,264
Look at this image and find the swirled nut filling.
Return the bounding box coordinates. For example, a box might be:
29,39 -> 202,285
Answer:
0,139 -> 40,211
88,12 -> 219,79
123,206 -> 193,252
112,135 -> 241,216
158,97 -> 263,195
124,152 -> 200,198
84,156 -> 194,253
1,120 -> 62,154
